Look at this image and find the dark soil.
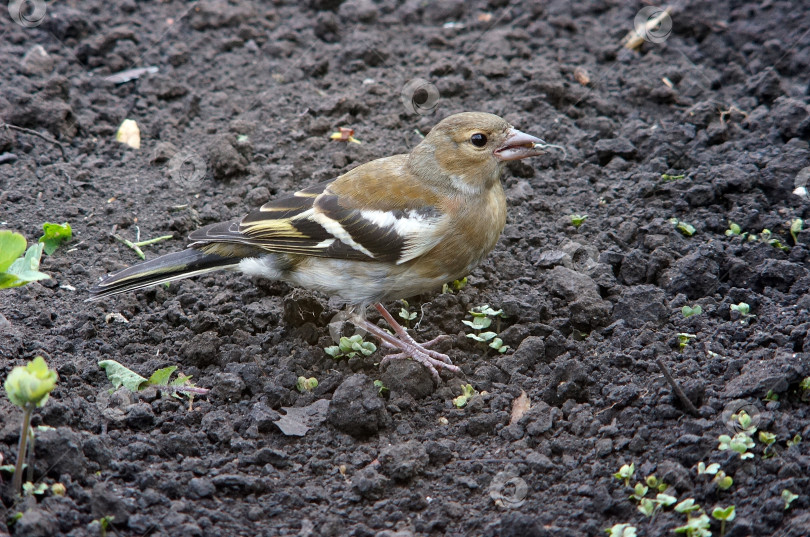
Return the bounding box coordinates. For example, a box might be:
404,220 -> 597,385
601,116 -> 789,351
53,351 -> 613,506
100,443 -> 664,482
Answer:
2,1 -> 810,536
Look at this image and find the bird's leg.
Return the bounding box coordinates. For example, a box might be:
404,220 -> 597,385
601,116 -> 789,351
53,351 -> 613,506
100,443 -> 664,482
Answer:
373,304 -> 454,364
348,305 -> 460,383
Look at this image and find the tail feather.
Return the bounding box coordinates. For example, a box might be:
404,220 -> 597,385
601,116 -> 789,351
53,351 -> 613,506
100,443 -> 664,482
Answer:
87,249 -> 239,301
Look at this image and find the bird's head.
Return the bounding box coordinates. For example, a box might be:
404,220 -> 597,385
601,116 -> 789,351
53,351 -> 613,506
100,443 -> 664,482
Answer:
410,112 -> 551,194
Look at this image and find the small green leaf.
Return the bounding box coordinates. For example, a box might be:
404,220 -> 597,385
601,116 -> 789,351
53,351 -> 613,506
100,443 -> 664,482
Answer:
681,305 -> 702,318
674,498 -> 699,513
0,230 -> 27,272
712,505 -> 736,521
147,366 -> 178,386
4,356 -> 58,408
570,214 -> 588,228
39,222 -> 72,255
656,493 -> 677,506
98,360 -> 148,392
4,243 -> 50,287
782,489 -> 798,509
325,346 -> 341,358
790,218 -> 803,244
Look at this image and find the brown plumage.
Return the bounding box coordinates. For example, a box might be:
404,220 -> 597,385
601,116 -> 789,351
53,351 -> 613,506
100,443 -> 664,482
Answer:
89,112 -> 553,382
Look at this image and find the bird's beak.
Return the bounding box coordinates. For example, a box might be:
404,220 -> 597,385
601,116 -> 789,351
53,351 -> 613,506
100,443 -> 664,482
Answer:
494,128 -> 564,161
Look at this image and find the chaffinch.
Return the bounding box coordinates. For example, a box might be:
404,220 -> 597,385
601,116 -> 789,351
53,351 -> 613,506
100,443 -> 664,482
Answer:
89,112 -> 553,382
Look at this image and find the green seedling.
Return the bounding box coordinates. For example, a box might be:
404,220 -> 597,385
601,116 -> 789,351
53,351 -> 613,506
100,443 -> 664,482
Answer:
0,231 -> 50,289
570,214 -> 588,228
51,482 -> 66,496
324,334 -> 377,359
758,431 -> 776,458
453,384 -> 477,408
786,433 -> 801,447
673,499 -> 711,537
22,482 -> 48,496
3,356 -> 58,496
763,390 -> 778,402
661,173 -> 686,181
92,515 -> 115,537
800,377 -> 810,401
714,471 -> 733,491
613,463 -> 635,487
38,222 -> 72,255
729,302 -> 755,323
605,524 -> 637,537
464,305 -> 509,353
98,360 -> 208,403
398,299 -> 417,328
696,462 -> 720,475
670,218 -> 696,236
711,505 -> 735,537
681,305 -> 702,318
782,489 -> 798,510
629,482 -> 648,501
637,493 -> 677,517
790,218 -> 803,244
296,376 -> 318,392
442,276 -> 467,294
677,332 -> 696,350
373,380 -> 389,397
645,475 -> 669,493
760,229 -> 790,252
718,432 -> 754,459
725,221 -> 742,237
733,409 -> 757,433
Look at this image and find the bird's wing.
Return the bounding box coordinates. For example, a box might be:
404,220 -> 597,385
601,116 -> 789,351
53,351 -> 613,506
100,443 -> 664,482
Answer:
188,163 -> 447,265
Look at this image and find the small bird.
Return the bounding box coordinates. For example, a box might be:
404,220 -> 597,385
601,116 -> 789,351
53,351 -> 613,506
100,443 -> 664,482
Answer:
89,112 -> 553,382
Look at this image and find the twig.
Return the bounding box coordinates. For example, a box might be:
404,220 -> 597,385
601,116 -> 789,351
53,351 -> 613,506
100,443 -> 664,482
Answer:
656,357 -> 699,415
113,234 -> 145,260
1,122 -> 66,160
134,234 -> 173,247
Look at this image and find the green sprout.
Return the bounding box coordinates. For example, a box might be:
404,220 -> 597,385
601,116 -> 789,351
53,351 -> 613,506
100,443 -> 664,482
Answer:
718,432 -> 755,459
637,493 -> 677,517
800,377 -> 810,400
398,299 -> 417,328
725,221 -> 742,237
645,475 -> 669,493
696,462 -> 720,475
3,356 -> 58,496
0,231 -> 50,289
758,431 -> 776,458
324,334 -> 377,359
661,173 -> 686,181
760,229 -> 789,252
711,505 -> 735,537
373,380 -> 389,397
114,227 -> 174,260
51,482 -> 66,496
92,515 -> 115,537
681,305 -> 702,318
730,302 -> 755,323
782,489 -> 798,510
605,524 -> 637,537
733,409 -> 757,433
698,462 -> 733,490
442,276 -> 468,294
296,376 -> 318,392
763,390 -> 779,402
98,360 -> 208,403
464,305 -> 509,353
570,214 -> 588,228
786,433 -> 802,447
670,218 -> 696,236
673,499 -> 711,537
790,218 -> 803,244
22,482 -> 48,496
613,463 -> 635,487
677,332 -> 696,350
38,222 -> 72,255
452,384 -> 477,408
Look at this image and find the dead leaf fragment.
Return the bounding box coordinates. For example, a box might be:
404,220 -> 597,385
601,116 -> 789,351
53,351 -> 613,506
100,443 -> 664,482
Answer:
273,399 -> 330,436
510,390 -> 531,425
329,127 -> 361,144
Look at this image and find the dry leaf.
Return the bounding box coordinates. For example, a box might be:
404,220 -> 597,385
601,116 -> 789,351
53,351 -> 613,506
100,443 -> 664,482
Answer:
510,390 -> 531,425
273,399 -> 330,436
116,119 -> 140,149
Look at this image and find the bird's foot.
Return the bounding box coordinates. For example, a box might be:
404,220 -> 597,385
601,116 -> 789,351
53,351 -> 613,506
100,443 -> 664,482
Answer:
379,344 -> 460,384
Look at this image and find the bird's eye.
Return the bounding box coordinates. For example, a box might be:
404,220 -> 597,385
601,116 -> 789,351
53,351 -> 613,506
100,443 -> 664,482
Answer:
470,133 -> 487,147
